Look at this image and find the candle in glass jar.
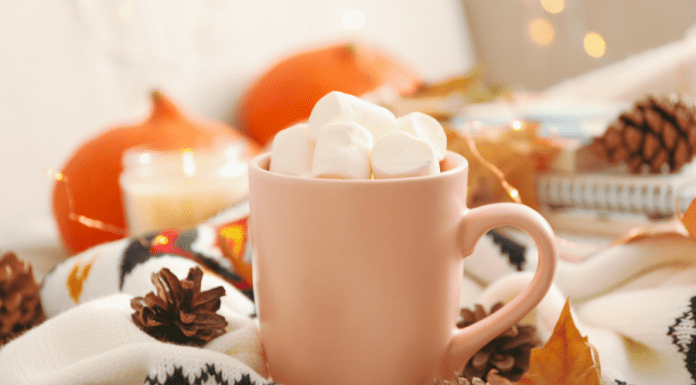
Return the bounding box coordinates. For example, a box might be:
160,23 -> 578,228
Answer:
119,142 -> 249,236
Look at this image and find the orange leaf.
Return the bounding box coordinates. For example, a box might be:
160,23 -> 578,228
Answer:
515,299 -> 601,385
679,197 -> 696,239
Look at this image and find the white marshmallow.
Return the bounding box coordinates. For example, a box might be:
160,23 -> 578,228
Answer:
371,131 -> 439,179
311,122 -> 373,179
395,112 -> 447,161
308,91 -> 396,143
269,123 -> 314,177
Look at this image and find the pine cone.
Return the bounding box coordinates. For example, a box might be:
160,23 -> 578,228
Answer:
433,373 -> 488,385
590,93 -> 696,173
457,303 -> 539,382
0,251 -> 46,345
131,267 -> 228,346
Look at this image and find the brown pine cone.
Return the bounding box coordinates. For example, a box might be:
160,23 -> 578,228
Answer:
433,373 -> 488,385
0,251 -> 46,345
457,303 -> 539,382
590,93 -> 696,173
131,266 -> 228,346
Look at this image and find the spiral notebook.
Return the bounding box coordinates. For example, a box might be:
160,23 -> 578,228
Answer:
536,164 -> 696,220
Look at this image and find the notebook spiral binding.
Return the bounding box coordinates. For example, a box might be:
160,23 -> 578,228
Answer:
537,170 -> 696,220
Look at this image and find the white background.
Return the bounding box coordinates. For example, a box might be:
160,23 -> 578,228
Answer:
0,0 -> 476,250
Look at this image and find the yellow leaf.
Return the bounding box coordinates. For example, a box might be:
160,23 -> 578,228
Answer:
445,122 -> 560,209
515,299 -> 601,385
680,197 -> 696,239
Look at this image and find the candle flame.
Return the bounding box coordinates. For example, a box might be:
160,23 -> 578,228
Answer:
182,149 -> 197,177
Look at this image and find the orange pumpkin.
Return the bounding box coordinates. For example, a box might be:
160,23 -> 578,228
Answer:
52,91 -> 261,254
238,42 -> 422,146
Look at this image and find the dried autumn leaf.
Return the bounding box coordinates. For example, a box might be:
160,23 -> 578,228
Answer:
612,216 -> 691,245
679,197 -> 696,239
611,195 -> 696,245
515,299 -> 601,385
445,121 -> 561,209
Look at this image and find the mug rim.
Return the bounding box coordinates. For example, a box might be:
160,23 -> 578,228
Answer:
249,150 -> 469,184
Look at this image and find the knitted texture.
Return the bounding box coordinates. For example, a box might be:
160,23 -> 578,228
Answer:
462,231 -> 696,385
39,200 -> 255,319
4,197 -> 696,384
0,295 -> 270,385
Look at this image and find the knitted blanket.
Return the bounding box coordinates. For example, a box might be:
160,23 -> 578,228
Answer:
1,199 -> 696,385
466,229 -> 696,385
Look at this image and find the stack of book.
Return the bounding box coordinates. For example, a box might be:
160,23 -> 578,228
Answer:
536,164 -> 696,236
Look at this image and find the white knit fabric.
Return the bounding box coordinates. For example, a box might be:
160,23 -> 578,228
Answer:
0,203 -> 268,384
2,218 -> 696,384
462,231 -> 696,385
0,294 -> 270,385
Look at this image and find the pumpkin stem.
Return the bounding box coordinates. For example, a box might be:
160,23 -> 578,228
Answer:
150,89 -> 165,102
346,42 -> 359,57
149,90 -> 182,121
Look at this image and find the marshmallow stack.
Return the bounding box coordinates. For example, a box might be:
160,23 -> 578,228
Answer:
269,91 -> 447,180
308,91 -> 396,143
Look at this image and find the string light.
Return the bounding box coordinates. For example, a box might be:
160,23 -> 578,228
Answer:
461,125 -> 522,204
47,168 -> 127,236
511,120 -> 523,131
583,32 -> 606,58
153,235 -> 169,246
68,213 -> 126,236
46,169 -> 63,181
528,17 -> 555,47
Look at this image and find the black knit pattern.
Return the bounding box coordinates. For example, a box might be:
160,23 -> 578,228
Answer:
119,229 -> 249,299
667,295 -> 696,383
486,230 -> 526,271
144,364 -> 275,385
120,233 -> 158,289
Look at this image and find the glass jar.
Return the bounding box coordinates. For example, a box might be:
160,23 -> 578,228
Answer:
119,141 -> 249,236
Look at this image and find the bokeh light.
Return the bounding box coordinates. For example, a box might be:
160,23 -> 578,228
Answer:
528,18 -> 555,47
584,32 -> 606,58
341,10 -> 366,31
540,0 -> 565,14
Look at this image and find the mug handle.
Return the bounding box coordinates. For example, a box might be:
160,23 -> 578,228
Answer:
444,202 -> 557,375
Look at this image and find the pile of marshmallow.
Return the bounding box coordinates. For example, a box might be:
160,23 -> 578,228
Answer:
269,91 -> 447,179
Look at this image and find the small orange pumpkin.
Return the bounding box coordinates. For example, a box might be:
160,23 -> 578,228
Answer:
52,91 -> 260,254
238,42 -> 422,146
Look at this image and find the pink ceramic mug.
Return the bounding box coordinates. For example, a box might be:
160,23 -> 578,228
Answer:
248,151 -> 556,385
